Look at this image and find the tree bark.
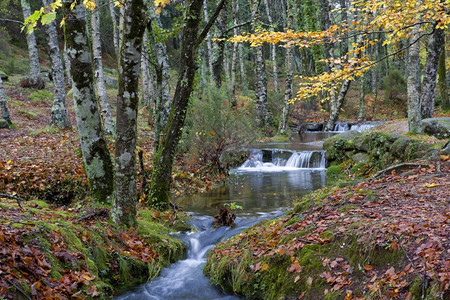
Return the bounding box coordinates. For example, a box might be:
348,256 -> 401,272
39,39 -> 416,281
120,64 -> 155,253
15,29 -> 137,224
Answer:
42,0 -> 71,129
358,77 -> 366,121
230,0 -> 238,107
278,0 -> 294,133
212,7 -> 227,88
91,0 -> 115,135
250,0 -> 270,133
108,0 -> 120,59
63,43 -> 72,87
21,0 -> 43,88
420,26 -> 444,119
264,0 -> 278,93
0,76 -> 11,124
111,0 -> 145,227
148,0 -> 226,210
438,39 -> 449,110
63,0 -> 114,202
203,0 -> 214,84
407,24 -> 422,133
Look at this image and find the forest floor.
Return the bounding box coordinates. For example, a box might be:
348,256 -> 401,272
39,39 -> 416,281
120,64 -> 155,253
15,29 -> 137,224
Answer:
1,75 -> 450,298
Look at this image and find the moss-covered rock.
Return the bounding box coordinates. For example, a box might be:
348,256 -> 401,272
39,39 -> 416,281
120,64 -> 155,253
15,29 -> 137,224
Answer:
423,118 -> 450,139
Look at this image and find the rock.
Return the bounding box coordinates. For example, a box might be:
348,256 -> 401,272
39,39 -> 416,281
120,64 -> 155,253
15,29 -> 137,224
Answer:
352,152 -> 370,164
0,118 -> 9,128
104,76 -> 118,88
422,118 -> 450,139
390,137 -> 411,159
323,131 -> 362,161
0,71 -> 8,81
298,122 -> 325,132
439,141 -> 450,155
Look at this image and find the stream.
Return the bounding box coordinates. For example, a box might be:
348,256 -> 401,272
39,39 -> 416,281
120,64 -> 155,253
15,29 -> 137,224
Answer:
116,133 -> 331,299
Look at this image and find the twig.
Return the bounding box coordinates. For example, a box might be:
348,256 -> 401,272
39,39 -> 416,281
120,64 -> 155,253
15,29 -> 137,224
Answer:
6,278 -> 32,300
73,208 -> 109,223
0,193 -> 26,209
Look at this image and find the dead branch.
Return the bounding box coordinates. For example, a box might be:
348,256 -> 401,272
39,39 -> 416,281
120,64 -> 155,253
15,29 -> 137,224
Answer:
0,193 -> 26,209
73,208 -> 109,223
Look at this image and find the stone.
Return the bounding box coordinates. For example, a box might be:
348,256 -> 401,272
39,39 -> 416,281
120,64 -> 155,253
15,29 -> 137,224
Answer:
104,76 -> 118,88
0,118 -> 9,128
298,122 -> 325,132
352,152 -> 370,164
422,118 -> 450,139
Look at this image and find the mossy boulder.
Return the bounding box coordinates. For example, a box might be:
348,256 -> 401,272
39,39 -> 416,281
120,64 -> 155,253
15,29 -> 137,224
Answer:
423,118 -> 450,139
0,70 -> 8,81
0,118 -> 9,128
323,131 -> 363,161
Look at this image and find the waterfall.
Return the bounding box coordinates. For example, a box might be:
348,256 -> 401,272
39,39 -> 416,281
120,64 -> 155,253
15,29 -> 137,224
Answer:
237,149 -> 326,171
350,123 -> 376,132
333,122 -> 349,132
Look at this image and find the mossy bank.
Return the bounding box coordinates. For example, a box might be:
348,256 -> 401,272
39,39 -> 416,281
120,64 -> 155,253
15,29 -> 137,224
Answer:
204,162 -> 450,299
0,197 -> 189,298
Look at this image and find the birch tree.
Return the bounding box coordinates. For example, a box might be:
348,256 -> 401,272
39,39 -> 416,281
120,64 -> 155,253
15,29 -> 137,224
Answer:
407,24 -> 422,133
63,0 -> 114,202
111,0 -> 145,227
21,0 -> 43,88
108,0 -> 120,59
42,0 -> 70,129
264,0 -> 278,93
91,0 -> 115,135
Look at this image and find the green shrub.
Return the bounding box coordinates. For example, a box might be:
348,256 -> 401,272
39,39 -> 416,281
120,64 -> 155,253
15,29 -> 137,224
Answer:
381,69 -> 406,104
181,86 -> 260,174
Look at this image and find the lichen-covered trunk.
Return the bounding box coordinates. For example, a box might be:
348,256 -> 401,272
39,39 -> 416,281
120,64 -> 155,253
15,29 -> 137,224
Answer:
278,0 -> 294,134
111,0 -> 145,227
212,8 -> 227,88
438,40 -> 449,110
358,77 -> 366,121
230,0 -> 238,107
148,12 -> 172,152
21,0 -> 42,87
141,30 -> 152,108
264,0 -> 278,93
237,0 -> 246,87
407,25 -> 422,133
91,0 -> 115,135
42,0 -> 71,129
148,0 -> 204,210
203,0 -> 214,84
63,0 -> 114,202
63,43 -> 72,86
0,76 -> 11,124
251,0 -> 270,133
108,0 -> 120,59
420,26 -> 444,119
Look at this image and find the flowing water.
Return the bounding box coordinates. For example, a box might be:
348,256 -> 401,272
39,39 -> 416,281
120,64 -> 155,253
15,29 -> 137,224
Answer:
116,141 -> 328,300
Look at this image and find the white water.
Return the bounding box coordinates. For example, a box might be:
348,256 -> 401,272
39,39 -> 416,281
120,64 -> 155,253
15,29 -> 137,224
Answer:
350,123 -> 377,132
237,149 -> 326,172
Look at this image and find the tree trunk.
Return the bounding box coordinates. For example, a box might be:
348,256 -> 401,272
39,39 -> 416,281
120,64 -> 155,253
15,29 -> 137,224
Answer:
420,26 -> 444,119
264,0 -> 278,93
63,0 -> 114,203
111,0 -> 145,227
43,0 -> 70,129
63,43 -> 72,87
407,24 -> 422,133
108,0 -> 120,59
148,0 -> 225,210
0,76 -> 11,124
203,0 -> 214,84
278,0 -> 294,133
358,77 -> 365,121
438,39 -> 449,110
212,8 -> 227,88
340,0 -> 348,59
91,0 -> 115,135
147,12 -> 172,153
21,0 -> 43,88
250,0 -> 270,133
230,0 -> 238,107
141,30 -> 151,108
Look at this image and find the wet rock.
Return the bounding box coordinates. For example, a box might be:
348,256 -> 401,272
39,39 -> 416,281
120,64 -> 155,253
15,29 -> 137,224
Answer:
422,118 -> 450,139
0,71 -> 8,81
212,207 -> 236,228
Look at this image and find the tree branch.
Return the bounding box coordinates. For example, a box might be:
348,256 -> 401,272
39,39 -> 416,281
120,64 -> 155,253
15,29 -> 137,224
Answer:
0,18 -> 23,25
225,20 -> 251,35
195,0 -> 227,49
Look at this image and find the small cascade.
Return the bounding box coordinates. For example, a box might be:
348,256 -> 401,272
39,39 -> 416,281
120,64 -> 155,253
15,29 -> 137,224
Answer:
350,123 -> 378,132
237,149 -> 326,171
333,122 -> 349,132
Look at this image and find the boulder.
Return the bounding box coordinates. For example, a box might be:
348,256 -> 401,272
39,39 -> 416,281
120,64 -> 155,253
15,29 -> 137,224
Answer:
104,76 -> 118,88
422,118 -> 450,139
298,122 -> 325,132
0,118 -> 9,128
352,152 -> 370,164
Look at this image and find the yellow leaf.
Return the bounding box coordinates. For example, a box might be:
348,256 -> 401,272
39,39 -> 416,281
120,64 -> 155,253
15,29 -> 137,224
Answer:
261,263 -> 268,271
424,183 -> 439,188
70,1 -> 76,10
6,159 -> 12,165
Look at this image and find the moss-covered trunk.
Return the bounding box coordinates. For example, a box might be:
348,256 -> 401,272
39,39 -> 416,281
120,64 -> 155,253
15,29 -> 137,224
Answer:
0,76 -> 11,125
63,1 -> 114,203
111,0 -> 145,227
